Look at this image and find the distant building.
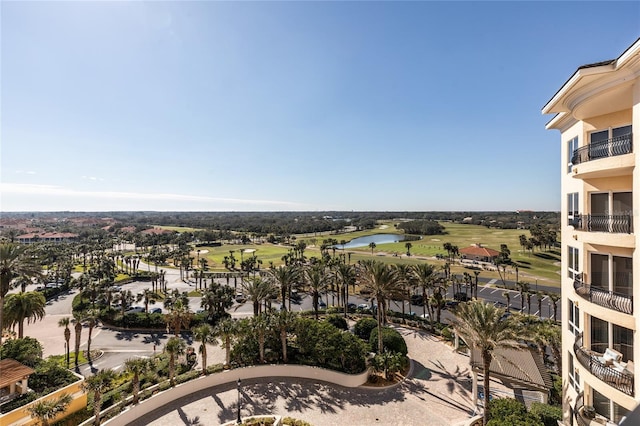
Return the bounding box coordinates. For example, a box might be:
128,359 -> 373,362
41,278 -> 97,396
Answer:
459,244 -> 499,262
543,38 -> 639,425
16,232 -> 79,244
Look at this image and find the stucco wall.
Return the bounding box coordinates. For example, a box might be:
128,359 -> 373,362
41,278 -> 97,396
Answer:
105,364 -> 369,426
1,378 -> 86,426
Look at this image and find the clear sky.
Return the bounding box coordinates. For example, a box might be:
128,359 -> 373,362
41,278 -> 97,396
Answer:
1,1 -> 639,212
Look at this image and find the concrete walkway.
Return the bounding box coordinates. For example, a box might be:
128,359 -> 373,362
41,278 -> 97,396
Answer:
128,327 -> 513,426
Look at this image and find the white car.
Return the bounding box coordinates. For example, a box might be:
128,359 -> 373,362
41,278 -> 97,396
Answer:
124,306 -> 144,314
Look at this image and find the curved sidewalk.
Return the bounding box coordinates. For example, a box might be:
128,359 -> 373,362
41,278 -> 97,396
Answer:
123,327 -> 498,426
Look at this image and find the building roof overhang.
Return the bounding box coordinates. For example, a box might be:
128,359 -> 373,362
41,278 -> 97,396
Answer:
542,38 -> 640,129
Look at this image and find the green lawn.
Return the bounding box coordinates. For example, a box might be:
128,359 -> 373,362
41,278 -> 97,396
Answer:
154,225 -> 203,233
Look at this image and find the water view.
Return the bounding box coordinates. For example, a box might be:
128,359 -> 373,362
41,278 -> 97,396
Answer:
340,233 -> 406,249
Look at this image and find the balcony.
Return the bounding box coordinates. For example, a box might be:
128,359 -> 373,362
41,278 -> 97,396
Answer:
574,391 -> 619,426
573,277 -> 633,315
571,133 -> 633,166
570,214 -> 632,234
574,333 -> 634,397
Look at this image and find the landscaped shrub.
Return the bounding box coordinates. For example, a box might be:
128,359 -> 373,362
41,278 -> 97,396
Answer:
242,417 -> 275,425
325,314 -> 348,330
530,402 -> 562,426
353,317 -> 378,340
486,398 -> 543,426
0,337 -> 43,367
0,393 -> 37,414
281,417 -> 312,426
29,359 -> 78,394
369,327 -> 408,355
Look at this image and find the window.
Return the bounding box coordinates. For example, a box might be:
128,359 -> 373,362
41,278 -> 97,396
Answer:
567,136 -> 579,172
590,316 -> 634,362
568,246 -> 579,279
590,253 -> 632,296
568,353 -> 580,392
589,125 -> 633,160
567,192 -> 579,226
568,299 -> 579,336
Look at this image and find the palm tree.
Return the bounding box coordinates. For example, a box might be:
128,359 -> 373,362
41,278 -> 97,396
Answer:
250,313 -> 271,363
266,265 -> 300,311
548,293 -> 560,321
240,276 -> 276,316
124,358 -> 150,404
357,260 -> 401,353
4,291 -> 47,338
369,242 -> 376,255
165,336 -> 186,387
193,324 -> 217,374
83,369 -> 116,426
165,298 -> 193,336
214,317 -> 237,367
72,313 -> 83,366
450,301 -> 524,425
334,263 -> 356,317
58,317 -> 72,368
502,291 -> 510,310
0,242 -> 43,344
516,281 -> 530,311
26,393 -> 72,426
274,310 -> 297,363
411,263 -> 436,327
405,242 -> 413,256
303,264 -> 329,320
84,309 -> 100,358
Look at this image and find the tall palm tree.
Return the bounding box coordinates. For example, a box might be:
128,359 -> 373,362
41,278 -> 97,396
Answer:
450,301 -> 524,425
502,291 -> 511,310
239,276 -> 275,316
266,265 -> 300,311
334,263 -> 356,317
368,242 -> 376,255
303,264 -> 329,320
516,281 -> 530,311
393,264 -> 414,321
165,336 -> 186,387
411,263 -> 436,323
165,299 -> 192,336
250,313 -> 271,363
405,242 -> 413,256
4,291 -> 47,338
124,358 -> 150,404
214,317 -> 237,367
58,317 -> 72,368
84,309 -> 100,358
548,293 -> 560,321
0,242 -> 43,344
193,324 -> 217,374
26,393 -> 72,426
274,310 -> 297,363
357,260 -> 401,353
83,369 -> 116,426
72,313 -> 83,366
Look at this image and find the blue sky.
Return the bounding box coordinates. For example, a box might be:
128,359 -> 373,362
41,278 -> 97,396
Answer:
1,1 -> 639,212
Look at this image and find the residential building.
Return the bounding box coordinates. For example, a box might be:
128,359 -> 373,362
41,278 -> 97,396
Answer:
543,38 -> 640,425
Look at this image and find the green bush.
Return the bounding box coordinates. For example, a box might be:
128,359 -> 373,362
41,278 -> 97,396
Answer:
0,393 -> 37,414
281,417 -> 312,426
353,318 -> 378,341
0,337 -> 43,367
325,314 -> 348,330
487,398 -> 527,419
369,327 -> 408,355
530,402 -> 562,426
326,306 -> 340,314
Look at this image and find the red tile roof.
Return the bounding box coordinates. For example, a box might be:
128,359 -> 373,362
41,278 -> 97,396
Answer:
459,245 -> 499,257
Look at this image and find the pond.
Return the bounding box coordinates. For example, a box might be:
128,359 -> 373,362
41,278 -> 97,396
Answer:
339,233 -> 406,249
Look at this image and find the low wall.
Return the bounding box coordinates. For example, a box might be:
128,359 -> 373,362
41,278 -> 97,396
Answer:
1,373 -> 86,426
105,364 -> 369,426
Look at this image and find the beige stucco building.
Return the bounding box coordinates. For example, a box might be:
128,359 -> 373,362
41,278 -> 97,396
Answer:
543,38 -> 640,425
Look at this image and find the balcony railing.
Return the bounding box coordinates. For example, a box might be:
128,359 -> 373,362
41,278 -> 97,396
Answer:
570,214 -> 632,234
574,333 -> 634,396
571,133 -> 633,166
573,277 -> 633,315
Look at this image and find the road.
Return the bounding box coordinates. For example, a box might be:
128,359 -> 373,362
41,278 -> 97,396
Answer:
20,262 -> 561,377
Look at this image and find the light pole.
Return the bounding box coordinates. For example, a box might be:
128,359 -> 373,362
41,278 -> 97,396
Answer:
236,378 -> 241,424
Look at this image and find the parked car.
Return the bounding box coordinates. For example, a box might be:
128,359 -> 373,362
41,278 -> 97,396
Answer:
318,300 -> 327,309
347,303 -> 357,310
235,293 -> 246,303
45,282 -> 60,289
444,300 -> 459,310
410,294 -> 424,306
124,306 -> 145,314
454,292 -> 470,302
420,313 -> 430,319
150,307 -> 162,314
357,303 -> 371,311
